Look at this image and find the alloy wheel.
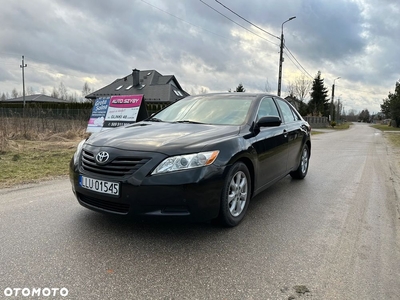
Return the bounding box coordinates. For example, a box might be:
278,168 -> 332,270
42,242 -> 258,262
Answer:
228,171 -> 248,217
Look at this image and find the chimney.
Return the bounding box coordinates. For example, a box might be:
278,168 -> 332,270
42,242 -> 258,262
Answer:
132,69 -> 140,87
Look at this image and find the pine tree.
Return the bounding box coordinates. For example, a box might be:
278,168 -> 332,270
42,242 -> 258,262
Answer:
235,83 -> 246,92
381,81 -> 400,127
308,71 -> 329,117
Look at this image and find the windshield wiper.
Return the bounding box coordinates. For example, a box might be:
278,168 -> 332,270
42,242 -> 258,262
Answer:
147,117 -> 163,122
175,120 -> 205,124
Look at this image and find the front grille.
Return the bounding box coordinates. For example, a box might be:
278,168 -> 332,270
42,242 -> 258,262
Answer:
81,150 -> 149,177
78,193 -> 129,214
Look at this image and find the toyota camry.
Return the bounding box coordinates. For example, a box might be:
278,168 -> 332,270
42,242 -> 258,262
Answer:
69,93 -> 311,227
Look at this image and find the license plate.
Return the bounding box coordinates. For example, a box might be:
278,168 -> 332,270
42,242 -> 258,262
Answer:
79,175 -> 120,196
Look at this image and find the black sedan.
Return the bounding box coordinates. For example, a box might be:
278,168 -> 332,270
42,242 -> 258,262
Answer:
69,93 -> 311,227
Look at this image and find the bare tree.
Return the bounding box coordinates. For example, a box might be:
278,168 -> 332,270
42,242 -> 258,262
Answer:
294,74 -> 312,101
198,87 -> 208,94
58,82 -> 68,100
41,87 -> 47,95
68,91 -> 79,102
26,86 -> 34,95
286,81 -> 295,97
190,86 -> 208,95
11,88 -> 19,98
82,81 -> 92,98
264,79 -> 271,92
51,86 -> 60,99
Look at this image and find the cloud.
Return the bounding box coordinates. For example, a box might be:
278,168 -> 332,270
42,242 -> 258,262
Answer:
0,0 -> 399,113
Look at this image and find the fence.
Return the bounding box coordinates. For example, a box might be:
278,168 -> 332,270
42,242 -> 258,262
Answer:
303,116 -> 328,128
0,107 -> 90,139
0,107 -> 91,120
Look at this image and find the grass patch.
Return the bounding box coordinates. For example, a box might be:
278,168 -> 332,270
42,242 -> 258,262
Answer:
386,133 -> 400,148
311,131 -> 324,135
0,140 -> 80,189
372,125 -> 400,170
330,122 -> 352,130
312,122 -> 352,133
0,115 -> 88,188
370,124 -> 400,131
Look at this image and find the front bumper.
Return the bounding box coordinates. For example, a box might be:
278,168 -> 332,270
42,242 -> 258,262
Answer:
69,159 -> 226,222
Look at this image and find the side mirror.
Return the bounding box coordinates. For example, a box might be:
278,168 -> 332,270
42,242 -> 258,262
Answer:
257,116 -> 282,127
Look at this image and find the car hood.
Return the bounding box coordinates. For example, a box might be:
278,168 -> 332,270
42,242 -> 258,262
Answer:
85,122 -> 240,154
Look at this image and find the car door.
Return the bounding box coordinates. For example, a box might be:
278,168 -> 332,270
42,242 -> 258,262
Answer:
275,98 -> 304,172
252,97 -> 289,190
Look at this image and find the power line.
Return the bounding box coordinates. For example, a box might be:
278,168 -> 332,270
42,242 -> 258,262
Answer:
283,51 -> 307,76
283,44 -> 313,78
214,0 -> 280,40
199,0 -> 280,47
199,2 -> 310,92
140,0 -> 237,43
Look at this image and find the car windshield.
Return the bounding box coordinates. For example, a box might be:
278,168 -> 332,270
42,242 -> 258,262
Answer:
152,95 -> 253,125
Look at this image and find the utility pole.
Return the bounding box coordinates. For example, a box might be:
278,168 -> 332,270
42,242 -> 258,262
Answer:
277,16 -> 296,97
20,55 -> 27,107
330,77 -> 340,122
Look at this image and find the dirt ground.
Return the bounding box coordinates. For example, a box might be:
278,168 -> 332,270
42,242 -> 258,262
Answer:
383,132 -> 400,205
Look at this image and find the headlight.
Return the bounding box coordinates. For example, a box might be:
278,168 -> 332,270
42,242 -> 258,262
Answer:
151,150 -> 219,175
73,139 -> 86,164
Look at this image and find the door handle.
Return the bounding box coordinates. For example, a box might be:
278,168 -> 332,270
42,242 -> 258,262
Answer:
283,129 -> 288,138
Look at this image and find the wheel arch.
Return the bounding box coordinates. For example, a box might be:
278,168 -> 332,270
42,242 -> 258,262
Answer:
306,139 -> 311,157
232,156 -> 255,198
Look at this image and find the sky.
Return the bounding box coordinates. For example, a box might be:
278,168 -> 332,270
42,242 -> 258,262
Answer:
0,0 -> 399,114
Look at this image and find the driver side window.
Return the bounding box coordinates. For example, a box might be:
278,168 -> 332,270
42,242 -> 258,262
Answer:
257,97 -> 279,121
276,99 -> 298,123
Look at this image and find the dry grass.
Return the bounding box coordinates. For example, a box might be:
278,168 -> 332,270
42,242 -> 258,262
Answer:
371,124 -> 400,132
1,116 -> 88,148
0,116 -> 89,188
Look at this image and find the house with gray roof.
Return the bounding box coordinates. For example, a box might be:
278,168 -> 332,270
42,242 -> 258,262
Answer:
85,69 -> 190,107
284,95 -> 302,111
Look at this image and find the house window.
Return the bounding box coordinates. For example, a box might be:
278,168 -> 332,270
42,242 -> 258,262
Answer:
174,90 -> 183,96
125,84 -> 133,90
115,85 -> 123,91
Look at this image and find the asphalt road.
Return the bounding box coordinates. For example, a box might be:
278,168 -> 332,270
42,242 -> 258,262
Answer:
1,123 -> 399,300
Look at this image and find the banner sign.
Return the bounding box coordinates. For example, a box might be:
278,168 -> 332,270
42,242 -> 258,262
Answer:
86,95 -> 144,133
86,97 -> 110,133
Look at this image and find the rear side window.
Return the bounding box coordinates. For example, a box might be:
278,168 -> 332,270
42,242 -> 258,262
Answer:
257,97 -> 280,121
276,99 -> 299,123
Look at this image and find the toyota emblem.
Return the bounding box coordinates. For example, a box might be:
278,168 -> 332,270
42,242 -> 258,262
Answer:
96,151 -> 110,164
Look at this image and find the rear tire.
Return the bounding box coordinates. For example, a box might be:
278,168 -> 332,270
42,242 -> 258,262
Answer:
218,162 -> 251,227
290,144 -> 310,179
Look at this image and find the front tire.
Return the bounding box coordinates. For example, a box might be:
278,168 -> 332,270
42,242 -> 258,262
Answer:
219,162 -> 251,227
290,144 -> 310,179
